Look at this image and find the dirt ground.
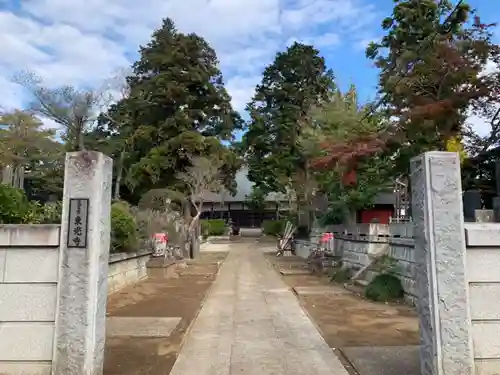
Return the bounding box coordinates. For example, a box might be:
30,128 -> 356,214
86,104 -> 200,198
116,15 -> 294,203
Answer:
264,253 -> 419,349
104,252 -> 227,375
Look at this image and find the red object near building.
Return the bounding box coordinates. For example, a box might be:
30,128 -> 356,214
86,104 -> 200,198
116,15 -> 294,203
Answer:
359,208 -> 393,224
320,232 -> 334,243
154,233 -> 169,243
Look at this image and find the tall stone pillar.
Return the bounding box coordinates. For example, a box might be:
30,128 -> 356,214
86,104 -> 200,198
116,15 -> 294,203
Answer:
410,151 -> 474,375
52,151 -> 113,375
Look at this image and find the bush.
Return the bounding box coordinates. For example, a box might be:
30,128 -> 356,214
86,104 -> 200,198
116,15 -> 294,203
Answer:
39,201 -> 63,224
131,207 -> 183,246
200,219 -> 226,237
111,202 -> 139,253
364,273 -> 404,302
330,267 -> 350,283
0,184 -> 32,223
27,201 -> 63,224
262,219 -> 286,236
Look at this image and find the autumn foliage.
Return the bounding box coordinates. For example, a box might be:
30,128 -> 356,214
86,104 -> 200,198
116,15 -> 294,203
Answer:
367,1 -> 500,173
310,134 -> 385,170
394,19 -> 500,143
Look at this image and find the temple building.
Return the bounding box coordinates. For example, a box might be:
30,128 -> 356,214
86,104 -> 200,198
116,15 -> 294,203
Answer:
200,167 -> 289,227
200,168 -> 398,227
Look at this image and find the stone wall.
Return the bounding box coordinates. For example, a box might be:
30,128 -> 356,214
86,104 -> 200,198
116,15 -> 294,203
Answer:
0,223 -> 151,374
0,225 -> 61,375
464,224 -> 500,373
295,223 -> 417,303
339,232 -> 416,303
108,251 -> 152,294
0,151 -> 114,375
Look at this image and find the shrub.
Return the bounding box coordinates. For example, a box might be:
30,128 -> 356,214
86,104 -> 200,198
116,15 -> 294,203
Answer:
0,184 -> 32,223
200,219 -> 226,236
364,273 -> 404,302
27,201 -> 63,224
0,184 -> 64,224
262,219 -> 286,236
39,201 -> 63,224
110,202 -> 139,253
131,207 -> 183,246
330,267 -> 350,283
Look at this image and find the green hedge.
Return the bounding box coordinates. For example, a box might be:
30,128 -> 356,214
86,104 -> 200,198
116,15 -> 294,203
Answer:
262,219 -> 286,236
111,202 -> 139,253
200,219 -> 226,236
0,185 -> 140,253
0,184 -> 32,223
0,184 -> 62,224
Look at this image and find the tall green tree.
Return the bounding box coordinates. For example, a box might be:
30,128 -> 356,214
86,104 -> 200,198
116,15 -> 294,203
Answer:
242,42 -> 335,222
0,110 -> 57,169
367,0 -> 500,174
101,18 -> 243,203
0,110 -> 63,196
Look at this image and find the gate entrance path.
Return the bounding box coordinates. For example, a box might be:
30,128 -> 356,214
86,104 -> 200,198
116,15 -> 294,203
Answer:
170,239 -> 349,375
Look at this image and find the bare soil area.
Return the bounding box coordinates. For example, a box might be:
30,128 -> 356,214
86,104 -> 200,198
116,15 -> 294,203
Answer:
104,252 -> 227,375
264,253 -> 419,348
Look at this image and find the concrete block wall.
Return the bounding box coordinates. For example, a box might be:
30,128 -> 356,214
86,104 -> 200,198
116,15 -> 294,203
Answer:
0,151 -> 116,375
0,224 -> 151,374
295,223 -> 417,302
108,251 -> 151,294
464,223 -> 500,373
0,224 -> 61,375
337,226 -> 417,303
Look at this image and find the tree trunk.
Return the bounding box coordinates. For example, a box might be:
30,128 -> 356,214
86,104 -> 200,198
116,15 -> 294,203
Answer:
189,211 -> 202,234
180,201 -> 192,258
304,162 -> 314,232
78,131 -> 84,151
188,211 -> 202,259
113,150 -> 125,200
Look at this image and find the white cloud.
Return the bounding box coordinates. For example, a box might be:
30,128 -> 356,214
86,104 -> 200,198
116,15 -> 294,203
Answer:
0,75 -> 25,110
287,32 -> 341,48
0,0 -> 378,116
225,76 -> 262,112
466,59 -> 500,137
354,37 -> 377,51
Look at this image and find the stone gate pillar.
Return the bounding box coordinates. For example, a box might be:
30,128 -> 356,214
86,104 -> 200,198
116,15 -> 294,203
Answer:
410,151 -> 474,375
52,151 -> 113,375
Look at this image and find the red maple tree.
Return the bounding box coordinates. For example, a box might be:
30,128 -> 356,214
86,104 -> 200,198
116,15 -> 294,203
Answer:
309,132 -> 387,185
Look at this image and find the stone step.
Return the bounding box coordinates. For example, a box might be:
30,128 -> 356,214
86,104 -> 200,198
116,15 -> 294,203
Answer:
147,257 -> 185,269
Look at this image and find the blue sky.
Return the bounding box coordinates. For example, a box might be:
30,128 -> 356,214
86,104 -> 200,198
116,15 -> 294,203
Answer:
0,0 -> 498,137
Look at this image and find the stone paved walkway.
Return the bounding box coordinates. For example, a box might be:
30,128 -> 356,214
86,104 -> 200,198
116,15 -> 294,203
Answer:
170,240 -> 349,375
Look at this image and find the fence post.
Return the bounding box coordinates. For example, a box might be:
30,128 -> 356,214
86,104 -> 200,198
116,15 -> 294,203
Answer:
52,151 -> 113,375
410,151 -> 474,375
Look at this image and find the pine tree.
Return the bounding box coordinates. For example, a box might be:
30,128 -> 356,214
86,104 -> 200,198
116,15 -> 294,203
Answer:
243,42 -> 335,195
111,18 -> 243,202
